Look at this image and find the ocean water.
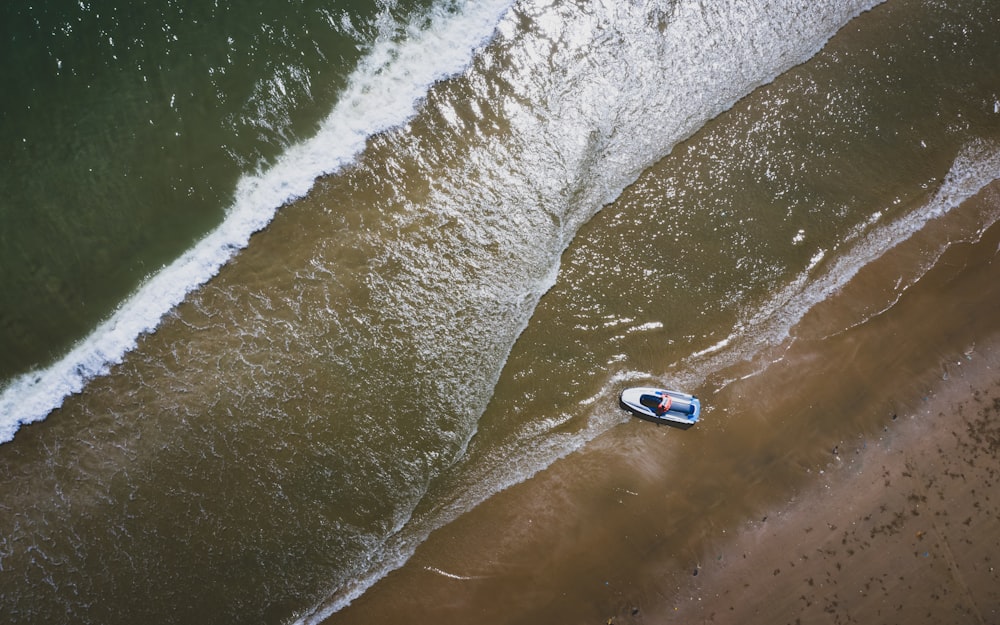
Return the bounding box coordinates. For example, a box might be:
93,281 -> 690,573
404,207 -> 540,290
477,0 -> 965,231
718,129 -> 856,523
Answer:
0,0 -> 496,397
1,0 -> 999,623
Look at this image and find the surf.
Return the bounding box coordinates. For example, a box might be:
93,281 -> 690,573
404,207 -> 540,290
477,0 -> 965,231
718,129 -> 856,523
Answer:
0,0 -> 515,444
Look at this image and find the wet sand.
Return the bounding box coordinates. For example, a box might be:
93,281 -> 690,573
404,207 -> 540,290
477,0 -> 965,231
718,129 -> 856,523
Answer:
324,187 -> 1000,624
668,345 -> 1000,625
663,199 -> 1000,624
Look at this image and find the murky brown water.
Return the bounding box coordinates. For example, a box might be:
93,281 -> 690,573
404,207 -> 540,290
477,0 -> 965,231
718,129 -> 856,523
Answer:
2,0 -> 999,623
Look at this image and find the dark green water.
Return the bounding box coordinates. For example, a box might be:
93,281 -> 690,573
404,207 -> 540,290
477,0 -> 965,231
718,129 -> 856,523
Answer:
0,0 -> 435,379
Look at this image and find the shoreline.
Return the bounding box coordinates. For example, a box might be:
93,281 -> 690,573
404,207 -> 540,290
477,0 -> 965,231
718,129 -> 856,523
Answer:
323,334 -> 1000,625
666,341 -> 1000,625
323,195 -> 1000,625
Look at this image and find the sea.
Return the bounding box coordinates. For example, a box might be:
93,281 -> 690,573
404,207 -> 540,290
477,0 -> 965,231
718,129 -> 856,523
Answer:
1,0 -> 999,623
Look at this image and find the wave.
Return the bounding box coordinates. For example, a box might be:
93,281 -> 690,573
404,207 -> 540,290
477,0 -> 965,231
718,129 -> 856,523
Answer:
0,0 -> 515,444
701,141 -> 1000,390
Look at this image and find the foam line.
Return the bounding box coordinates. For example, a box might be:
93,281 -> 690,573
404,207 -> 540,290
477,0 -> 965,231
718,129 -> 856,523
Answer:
0,0 -> 515,444
691,141 -> 1000,378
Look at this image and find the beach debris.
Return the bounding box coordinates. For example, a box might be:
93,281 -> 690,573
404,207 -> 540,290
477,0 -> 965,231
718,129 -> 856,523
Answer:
631,607 -> 640,616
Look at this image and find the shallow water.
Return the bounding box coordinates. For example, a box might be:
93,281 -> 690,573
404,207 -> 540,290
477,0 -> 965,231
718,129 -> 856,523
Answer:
335,191 -> 1000,625
2,0 -> 1000,623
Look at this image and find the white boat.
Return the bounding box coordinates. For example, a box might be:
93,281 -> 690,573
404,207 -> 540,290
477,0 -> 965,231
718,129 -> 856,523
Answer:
619,387 -> 700,427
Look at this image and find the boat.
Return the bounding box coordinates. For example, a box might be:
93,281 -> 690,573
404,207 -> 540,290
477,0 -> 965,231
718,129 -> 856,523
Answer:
619,387 -> 700,427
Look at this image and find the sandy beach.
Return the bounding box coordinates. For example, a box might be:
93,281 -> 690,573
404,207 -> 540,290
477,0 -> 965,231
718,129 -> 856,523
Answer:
668,345 -> 1000,625
664,196 -> 1000,625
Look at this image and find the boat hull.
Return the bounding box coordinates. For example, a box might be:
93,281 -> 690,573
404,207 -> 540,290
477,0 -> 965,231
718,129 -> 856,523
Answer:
619,387 -> 700,428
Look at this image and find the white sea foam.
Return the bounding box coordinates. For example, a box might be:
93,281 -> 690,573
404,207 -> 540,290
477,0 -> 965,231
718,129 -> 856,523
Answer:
629,321 -> 665,333
422,566 -> 486,581
0,0 -> 515,445
692,141 -> 1000,376
690,335 -> 734,359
